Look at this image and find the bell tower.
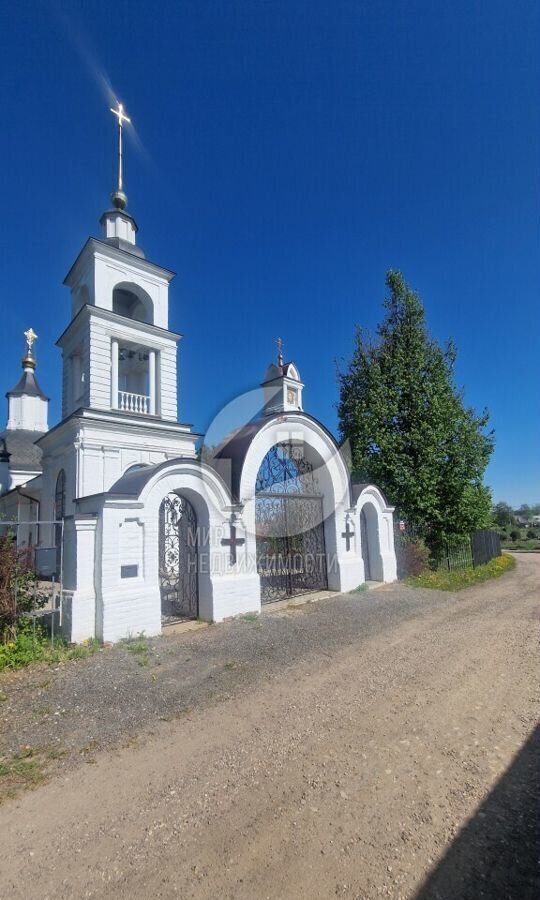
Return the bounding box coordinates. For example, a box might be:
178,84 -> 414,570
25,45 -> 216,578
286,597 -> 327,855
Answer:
38,103 -> 197,518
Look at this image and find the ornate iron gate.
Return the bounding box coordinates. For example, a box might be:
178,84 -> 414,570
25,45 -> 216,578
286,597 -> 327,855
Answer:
159,493 -> 199,620
255,443 -> 328,604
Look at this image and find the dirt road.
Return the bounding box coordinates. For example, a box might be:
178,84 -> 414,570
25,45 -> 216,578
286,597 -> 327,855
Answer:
1,555 -> 538,899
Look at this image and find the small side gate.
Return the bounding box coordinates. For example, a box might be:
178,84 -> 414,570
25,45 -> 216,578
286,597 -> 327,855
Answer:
159,493 -> 199,620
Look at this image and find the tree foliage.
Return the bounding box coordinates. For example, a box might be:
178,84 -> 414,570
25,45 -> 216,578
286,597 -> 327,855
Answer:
492,501 -> 515,527
338,271 -> 494,538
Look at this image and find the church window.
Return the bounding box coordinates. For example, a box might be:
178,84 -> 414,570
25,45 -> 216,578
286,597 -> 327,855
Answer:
112,284 -> 153,324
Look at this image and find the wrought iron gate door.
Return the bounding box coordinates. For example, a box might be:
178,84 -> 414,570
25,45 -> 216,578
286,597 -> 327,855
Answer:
159,493 -> 199,620
255,443 -> 328,604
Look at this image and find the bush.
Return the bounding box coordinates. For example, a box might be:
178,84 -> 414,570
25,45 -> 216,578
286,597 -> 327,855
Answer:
406,553 -> 515,591
510,529 -> 521,542
527,530 -> 537,540
0,534 -> 47,642
398,539 -> 431,578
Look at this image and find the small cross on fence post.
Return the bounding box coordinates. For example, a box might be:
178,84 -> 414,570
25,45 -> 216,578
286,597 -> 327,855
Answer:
221,522 -> 245,565
342,518 -> 355,552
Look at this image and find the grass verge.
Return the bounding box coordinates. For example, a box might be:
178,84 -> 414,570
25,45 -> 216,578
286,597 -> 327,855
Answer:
0,746 -> 48,802
0,623 -> 101,674
501,539 -> 540,552
406,553 -> 516,591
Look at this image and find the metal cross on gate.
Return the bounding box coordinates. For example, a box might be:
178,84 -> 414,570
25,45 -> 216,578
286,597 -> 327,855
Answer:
342,518 -> 355,552
221,523 -> 245,565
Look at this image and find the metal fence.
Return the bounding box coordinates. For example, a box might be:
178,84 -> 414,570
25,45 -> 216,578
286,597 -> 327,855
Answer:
0,519 -> 64,642
471,529 -> 501,567
394,521 -> 501,579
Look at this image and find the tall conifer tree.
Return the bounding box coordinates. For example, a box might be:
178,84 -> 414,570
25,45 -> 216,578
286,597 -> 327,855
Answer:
338,271 -> 494,537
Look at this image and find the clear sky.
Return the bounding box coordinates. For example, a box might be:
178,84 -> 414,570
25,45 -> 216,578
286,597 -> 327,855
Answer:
0,0 -> 538,506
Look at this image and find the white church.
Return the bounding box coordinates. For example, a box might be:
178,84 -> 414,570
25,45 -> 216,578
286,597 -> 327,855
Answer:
0,105 -> 397,643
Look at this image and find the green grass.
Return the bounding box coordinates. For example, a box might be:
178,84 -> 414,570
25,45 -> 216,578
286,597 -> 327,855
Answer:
120,634 -> 151,666
0,744 -> 67,802
238,612 -> 260,623
0,746 -> 48,800
352,583 -> 369,593
406,553 -> 516,591
501,539 -> 540,552
0,624 -> 101,673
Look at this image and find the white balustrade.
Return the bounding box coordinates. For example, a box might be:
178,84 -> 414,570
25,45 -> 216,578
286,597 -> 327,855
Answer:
117,391 -> 150,414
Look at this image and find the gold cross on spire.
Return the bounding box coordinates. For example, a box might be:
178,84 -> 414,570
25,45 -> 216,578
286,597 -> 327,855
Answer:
22,328 -> 38,369
24,328 -> 38,351
110,102 -> 131,208
276,337 -> 284,367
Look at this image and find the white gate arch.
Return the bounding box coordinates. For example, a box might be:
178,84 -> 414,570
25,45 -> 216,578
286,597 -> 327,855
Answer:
353,484 -> 397,583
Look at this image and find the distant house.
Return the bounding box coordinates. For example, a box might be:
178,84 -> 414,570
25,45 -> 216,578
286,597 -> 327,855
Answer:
514,515 -> 529,526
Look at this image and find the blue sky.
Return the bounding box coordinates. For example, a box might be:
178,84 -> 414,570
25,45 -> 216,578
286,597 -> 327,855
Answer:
0,0 -> 538,506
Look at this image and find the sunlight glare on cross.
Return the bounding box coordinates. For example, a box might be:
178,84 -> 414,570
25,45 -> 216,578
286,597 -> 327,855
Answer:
110,102 -> 131,128
24,328 -> 38,351
109,101 -> 131,200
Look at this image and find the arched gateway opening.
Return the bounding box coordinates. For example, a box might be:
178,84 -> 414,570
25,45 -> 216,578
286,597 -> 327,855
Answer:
159,493 -> 199,621
360,502 -> 383,582
255,442 -> 328,603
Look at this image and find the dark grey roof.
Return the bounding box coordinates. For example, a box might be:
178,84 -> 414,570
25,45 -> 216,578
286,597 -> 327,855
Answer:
108,462 -> 160,498
6,369 -> 49,401
261,361 -> 300,385
105,456 -> 231,504
0,430 -> 44,471
351,482 -> 390,506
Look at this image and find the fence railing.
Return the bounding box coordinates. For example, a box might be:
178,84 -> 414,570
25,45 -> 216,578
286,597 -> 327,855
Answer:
0,519 -> 64,644
117,391 -> 150,414
394,522 -> 502,579
471,529 -> 501,567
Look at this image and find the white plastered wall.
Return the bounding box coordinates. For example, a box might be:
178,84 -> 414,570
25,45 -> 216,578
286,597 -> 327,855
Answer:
62,422 -> 398,643
354,486 -> 397,583
238,414 -> 365,596
87,460 -> 258,642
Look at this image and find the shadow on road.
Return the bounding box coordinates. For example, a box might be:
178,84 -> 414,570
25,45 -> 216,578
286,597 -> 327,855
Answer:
415,724 -> 540,899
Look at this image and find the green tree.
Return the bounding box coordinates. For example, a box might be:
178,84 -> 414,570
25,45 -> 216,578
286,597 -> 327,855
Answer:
338,271 -> 494,541
493,502 -> 516,527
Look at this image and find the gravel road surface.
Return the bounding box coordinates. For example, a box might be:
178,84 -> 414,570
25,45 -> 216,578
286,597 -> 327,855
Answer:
0,553 -> 538,899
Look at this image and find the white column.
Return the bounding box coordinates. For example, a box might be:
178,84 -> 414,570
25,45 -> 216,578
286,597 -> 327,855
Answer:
62,515 -> 97,642
148,349 -> 156,415
111,339 -> 119,409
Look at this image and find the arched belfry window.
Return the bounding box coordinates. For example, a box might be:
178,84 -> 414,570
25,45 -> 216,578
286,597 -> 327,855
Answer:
112,283 -> 153,324
54,469 -> 66,576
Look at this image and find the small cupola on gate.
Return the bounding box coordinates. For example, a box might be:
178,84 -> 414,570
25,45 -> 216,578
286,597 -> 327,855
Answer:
261,338 -> 304,415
